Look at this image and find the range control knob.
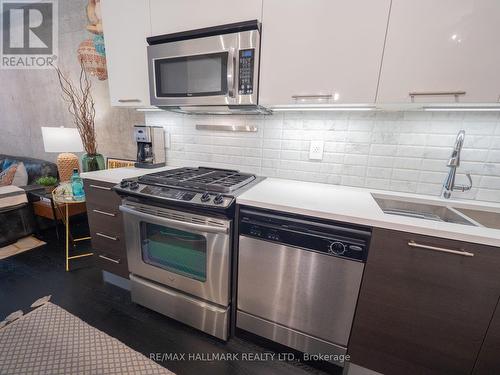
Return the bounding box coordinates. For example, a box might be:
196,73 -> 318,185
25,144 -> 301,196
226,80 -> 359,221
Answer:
129,181 -> 139,190
213,194 -> 224,205
329,241 -> 346,255
120,180 -> 129,188
200,192 -> 211,202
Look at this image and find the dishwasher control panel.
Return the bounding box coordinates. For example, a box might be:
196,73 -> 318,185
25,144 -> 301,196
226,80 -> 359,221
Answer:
239,208 -> 371,262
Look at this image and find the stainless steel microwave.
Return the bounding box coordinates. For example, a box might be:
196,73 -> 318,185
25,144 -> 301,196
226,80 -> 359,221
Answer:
147,20 -> 267,114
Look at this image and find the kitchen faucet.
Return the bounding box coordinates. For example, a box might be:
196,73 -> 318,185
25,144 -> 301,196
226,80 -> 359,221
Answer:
441,130 -> 472,199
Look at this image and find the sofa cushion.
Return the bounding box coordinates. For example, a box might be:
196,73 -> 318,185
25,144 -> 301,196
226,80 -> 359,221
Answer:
0,155 -> 58,185
0,164 -> 18,186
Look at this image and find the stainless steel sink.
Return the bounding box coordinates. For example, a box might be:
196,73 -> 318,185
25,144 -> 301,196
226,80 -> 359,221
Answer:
372,194 -> 478,226
454,208 -> 500,230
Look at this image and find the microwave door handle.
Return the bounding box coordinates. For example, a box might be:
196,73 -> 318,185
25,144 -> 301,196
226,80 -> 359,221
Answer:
227,48 -> 236,98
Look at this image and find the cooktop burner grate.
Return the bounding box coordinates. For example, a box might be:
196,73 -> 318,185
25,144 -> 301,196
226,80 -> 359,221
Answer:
139,167 -> 256,193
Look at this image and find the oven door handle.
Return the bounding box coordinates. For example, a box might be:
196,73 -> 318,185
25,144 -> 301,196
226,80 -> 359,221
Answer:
119,205 -> 229,234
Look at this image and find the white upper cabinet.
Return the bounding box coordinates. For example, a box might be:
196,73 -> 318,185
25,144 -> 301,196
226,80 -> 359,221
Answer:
259,0 -> 391,106
377,0 -> 500,104
149,0 -> 263,36
101,0 -> 151,107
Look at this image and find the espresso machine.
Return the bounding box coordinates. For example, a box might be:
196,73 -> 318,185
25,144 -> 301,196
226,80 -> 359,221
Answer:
134,125 -> 166,168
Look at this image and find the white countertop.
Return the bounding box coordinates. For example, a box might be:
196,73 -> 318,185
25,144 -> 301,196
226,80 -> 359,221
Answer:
81,165 -> 175,184
237,178 -> 500,248
80,166 -> 500,247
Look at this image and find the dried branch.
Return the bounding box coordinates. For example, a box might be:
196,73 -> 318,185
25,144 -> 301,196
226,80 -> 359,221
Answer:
54,59 -> 98,155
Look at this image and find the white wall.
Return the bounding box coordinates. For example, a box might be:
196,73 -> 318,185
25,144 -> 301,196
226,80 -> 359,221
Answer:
146,110 -> 500,203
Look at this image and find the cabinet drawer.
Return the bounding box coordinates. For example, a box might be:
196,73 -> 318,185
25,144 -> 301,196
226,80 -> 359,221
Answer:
90,229 -> 126,258
83,179 -> 122,209
95,251 -> 129,279
86,202 -> 123,235
348,228 -> 500,375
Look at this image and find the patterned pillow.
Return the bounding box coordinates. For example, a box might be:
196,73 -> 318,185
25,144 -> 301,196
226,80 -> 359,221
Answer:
11,162 -> 29,187
0,164 -> 18,186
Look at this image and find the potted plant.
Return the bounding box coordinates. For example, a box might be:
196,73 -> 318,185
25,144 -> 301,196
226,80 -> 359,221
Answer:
35,176 -> 59,194
54,60 -> 105,172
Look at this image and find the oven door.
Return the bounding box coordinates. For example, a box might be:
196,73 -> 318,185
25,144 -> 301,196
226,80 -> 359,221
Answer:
147,29 -> 259,107
120,202 -> 231,306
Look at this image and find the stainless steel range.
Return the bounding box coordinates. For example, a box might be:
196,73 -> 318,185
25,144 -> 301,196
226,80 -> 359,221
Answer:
114,167 -> 262,340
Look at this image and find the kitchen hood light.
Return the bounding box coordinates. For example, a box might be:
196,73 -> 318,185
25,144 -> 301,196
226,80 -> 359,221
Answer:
271,105 -> 376,112
423,106 -> 500,112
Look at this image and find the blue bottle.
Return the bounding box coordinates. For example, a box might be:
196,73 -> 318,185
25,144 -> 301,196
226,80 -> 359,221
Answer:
71,169 -> 85,201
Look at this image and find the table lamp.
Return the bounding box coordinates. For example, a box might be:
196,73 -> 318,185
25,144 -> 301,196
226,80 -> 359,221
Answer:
41,126 -> 84,182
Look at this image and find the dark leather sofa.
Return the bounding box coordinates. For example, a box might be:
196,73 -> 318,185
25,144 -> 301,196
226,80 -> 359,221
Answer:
0,155 -> 58,247
0,154 -> 58,187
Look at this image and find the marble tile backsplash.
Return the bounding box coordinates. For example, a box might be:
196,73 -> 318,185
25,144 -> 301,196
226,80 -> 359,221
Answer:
146,111 -> 500,203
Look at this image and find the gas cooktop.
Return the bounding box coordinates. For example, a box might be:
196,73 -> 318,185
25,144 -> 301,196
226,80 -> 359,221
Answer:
138,167 -> 256,193
114,167 -> 261,212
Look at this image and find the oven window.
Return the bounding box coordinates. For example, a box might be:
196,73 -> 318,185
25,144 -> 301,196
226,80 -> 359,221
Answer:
154,52 -> 228,97
140,222 -> 207,281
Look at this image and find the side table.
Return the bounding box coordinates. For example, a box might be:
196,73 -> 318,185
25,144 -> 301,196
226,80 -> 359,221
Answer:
52,184 -> 93,271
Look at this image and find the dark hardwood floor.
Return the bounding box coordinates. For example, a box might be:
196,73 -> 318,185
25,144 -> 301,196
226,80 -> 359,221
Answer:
0,224 -> 339,375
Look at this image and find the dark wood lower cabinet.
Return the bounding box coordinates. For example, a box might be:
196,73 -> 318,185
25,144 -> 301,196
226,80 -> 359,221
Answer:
473,297 -> 500,375
83,179 -> 129,278
348,228 -> 500,375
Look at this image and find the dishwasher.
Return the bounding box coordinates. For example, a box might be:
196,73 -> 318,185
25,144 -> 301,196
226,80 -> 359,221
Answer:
236,208 -> 371,363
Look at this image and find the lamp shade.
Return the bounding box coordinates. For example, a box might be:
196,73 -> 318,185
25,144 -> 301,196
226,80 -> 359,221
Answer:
41,127 -> 84,153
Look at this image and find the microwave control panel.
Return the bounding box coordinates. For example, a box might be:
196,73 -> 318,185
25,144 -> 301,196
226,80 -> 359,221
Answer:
238,49 -> 255,95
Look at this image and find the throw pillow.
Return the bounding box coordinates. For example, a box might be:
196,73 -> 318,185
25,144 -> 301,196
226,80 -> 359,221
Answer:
0,164 -> 18,186
11,162 -> 29,187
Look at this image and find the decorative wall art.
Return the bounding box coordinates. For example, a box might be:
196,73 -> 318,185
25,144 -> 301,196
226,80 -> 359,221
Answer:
77,0 -> 108,80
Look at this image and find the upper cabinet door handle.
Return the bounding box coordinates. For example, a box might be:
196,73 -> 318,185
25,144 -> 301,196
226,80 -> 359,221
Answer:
409,91 -> 466,102
407,240 -> 474,257
292,94 -> 333,100
118,99 -> 142,103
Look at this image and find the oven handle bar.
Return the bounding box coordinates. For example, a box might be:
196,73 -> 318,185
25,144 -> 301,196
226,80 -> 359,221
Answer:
119,205 -> 229,234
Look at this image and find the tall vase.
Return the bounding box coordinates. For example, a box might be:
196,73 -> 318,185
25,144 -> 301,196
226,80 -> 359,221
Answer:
81,153 -> 105,172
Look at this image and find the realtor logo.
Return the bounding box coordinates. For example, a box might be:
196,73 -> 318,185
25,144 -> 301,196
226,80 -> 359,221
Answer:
1,0 -> 58,69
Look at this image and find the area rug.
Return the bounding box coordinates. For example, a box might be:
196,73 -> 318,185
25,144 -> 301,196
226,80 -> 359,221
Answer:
0,302 -> 174,375
0,236 -> 45,260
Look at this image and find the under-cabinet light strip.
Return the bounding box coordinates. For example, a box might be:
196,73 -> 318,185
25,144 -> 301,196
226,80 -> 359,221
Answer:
423,106 -> 500,112
271,106 -> 376,112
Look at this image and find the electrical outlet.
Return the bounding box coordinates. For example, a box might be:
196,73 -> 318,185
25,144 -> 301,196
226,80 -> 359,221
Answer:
309,140 -> 324,160
164,130 -> 171,149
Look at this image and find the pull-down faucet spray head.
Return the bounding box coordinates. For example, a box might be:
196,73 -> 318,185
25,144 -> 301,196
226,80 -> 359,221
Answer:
447,130 -> 465,167
441,130 -> 472,199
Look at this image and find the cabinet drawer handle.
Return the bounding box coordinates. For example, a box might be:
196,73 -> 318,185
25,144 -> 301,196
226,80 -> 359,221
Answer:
98,254 -> 121,264
292,94 -> 332,100
409,91 -> 466,102
118,99 -> 141,103
89,184 -> 112,191
96,232 -> 118,241
408,241 -> 474,257
92,209 -> 116,217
